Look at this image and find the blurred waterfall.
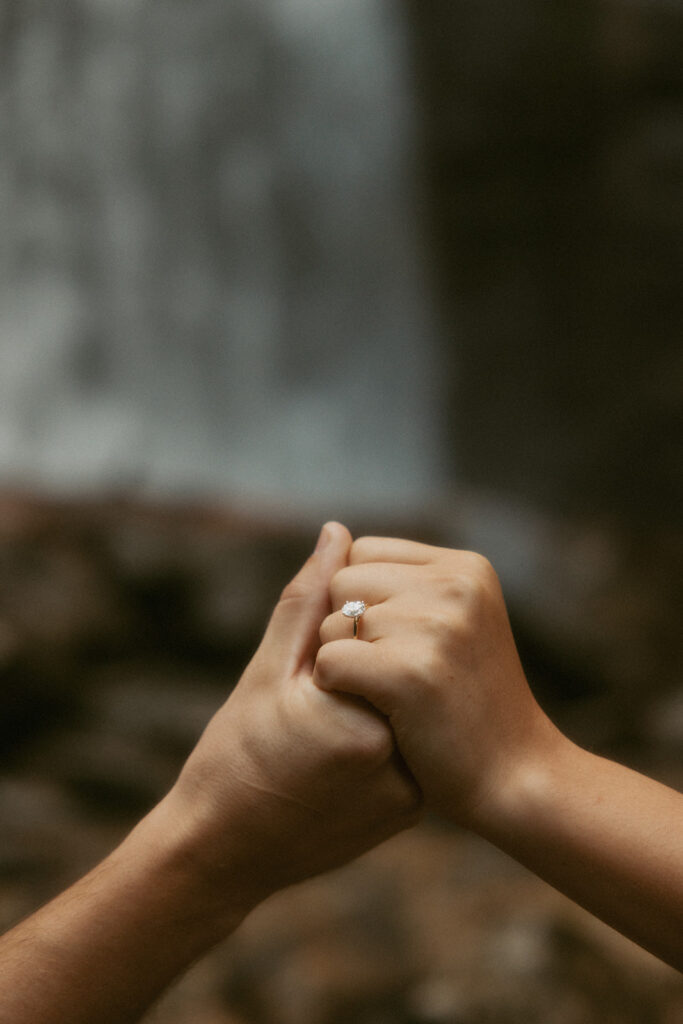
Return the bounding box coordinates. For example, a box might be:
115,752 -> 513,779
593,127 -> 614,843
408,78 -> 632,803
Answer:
0,0 -> 442,517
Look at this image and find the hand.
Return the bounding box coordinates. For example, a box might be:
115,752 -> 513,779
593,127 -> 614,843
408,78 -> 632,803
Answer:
0,525 -> 421,1024
313,536 -> 560,828
313,536 -> 683,971
168,524 -> 421,914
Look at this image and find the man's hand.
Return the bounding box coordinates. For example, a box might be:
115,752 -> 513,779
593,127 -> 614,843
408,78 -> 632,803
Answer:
313,536 -> 556,827
0,524 -> 421,1024
167,523 -> 421,914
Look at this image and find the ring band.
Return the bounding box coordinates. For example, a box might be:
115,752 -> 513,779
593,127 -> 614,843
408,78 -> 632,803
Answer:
342,600 -> 367,639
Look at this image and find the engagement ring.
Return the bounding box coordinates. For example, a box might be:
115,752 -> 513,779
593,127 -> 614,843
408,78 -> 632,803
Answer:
342,600 -> 367,639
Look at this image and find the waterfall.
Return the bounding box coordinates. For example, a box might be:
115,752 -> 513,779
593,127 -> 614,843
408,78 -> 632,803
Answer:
0,0 -> 442,518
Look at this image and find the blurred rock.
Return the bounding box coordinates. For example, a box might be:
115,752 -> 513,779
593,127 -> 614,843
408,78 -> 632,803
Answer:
85,663 -> 225,758
0,776 -> 77,882
204,823 -> 682,1024
452,490 -> 683,751
22,728 -> 179,819
0,488 -> 681,1023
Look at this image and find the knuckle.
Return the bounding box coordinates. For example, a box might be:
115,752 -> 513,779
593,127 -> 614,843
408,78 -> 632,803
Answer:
460,551 -> 500,591
330,564 -> 355,602
318,613 -> 336,646
421,648 -> 452,696
444,549 -> 498,583
393,637 -> 450,698
355,721 -> 395,767
278,575 -> 309,605
337,718 -> 394,769
429,553 -> 500,629
419,607 -> 467,660
349,536 -> 377,564
399,650 -> 436,694
426,605 -> 460,638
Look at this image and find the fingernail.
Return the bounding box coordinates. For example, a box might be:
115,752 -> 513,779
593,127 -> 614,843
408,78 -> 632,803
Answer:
315,523 -> 331,553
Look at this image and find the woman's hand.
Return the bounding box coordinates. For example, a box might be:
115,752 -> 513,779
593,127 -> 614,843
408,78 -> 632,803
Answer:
313,535 -> 557,828
313,535 -> 683,971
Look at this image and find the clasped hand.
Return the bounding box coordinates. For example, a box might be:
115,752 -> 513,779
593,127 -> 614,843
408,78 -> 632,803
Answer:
2,521 -> 681,1024
175,523 -> 683,976
172,522 -> 554,910
170,523 -> 423,913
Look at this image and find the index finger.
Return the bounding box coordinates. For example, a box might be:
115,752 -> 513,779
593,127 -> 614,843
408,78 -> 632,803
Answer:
350,536 -> 442,566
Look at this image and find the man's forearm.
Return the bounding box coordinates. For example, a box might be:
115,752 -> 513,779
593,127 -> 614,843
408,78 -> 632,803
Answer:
476,736 -> 683,971
0,522 -> 422,1022
0,793 -> 254,1024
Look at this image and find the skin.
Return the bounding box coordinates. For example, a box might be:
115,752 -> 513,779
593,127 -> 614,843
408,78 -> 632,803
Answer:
315,536 -> 683,971
2,525 -> 680,1019
0,523 -> 420,1024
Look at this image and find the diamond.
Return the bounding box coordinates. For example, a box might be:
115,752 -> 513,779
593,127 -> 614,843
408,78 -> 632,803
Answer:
342,600 -> 366,618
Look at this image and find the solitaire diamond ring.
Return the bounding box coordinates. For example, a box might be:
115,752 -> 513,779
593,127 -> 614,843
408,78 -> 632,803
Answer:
342,600 -> 367,639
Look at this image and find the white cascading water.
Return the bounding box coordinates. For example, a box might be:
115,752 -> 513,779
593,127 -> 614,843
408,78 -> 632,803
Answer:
0,0 -> 442,519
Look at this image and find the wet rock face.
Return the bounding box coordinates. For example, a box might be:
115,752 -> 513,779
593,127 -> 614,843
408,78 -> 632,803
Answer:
408,0 -> 683,525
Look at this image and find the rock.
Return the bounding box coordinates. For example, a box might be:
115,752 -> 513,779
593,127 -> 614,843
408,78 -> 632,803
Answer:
1,488 -> 681,1022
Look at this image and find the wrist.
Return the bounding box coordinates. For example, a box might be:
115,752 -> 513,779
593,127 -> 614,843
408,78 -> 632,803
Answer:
466,719 -> 579,842
0,790 -> 265,1022
137,788 -> 266,948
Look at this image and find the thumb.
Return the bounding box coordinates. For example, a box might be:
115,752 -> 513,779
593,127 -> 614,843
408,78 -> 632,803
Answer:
259,521 -> 352,674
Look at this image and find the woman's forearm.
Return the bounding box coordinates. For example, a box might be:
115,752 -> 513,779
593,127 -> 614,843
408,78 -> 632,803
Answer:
314,536 -> 683,971
476,736 -> 683,970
